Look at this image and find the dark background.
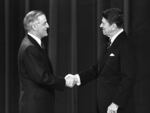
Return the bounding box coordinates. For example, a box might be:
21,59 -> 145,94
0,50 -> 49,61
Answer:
1,0 -> 150,113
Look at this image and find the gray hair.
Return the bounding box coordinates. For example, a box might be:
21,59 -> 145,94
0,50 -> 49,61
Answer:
23,10 -> 44,32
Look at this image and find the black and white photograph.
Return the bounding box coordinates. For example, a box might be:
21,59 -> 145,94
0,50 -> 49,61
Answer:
1,0 -> 150,113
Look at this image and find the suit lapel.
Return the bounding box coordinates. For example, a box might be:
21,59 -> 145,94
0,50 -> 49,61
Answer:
27,35 -> 43,50
99,31 -> 127,73
108,31 -> 126,52
104,31 -> 127,63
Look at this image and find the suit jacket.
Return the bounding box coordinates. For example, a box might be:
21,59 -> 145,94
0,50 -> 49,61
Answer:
18,35 -> 65,113
79,31 -> 135,113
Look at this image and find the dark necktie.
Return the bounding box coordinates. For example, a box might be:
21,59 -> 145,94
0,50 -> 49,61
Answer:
107,39 -> 111,49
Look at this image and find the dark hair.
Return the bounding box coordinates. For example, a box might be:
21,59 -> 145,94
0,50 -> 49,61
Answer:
102,8 -> 124,28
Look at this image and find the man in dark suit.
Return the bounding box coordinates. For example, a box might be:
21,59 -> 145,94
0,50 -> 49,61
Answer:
18,10 -> 74,113
66,8 -> 135,113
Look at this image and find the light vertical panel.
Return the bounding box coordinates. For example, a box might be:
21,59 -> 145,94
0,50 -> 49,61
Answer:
25,0 -> 29,13
4,0 -> 9,112
71,0 -> 78,113
97,0 -> 103,60
124,0 -> 130,34
48,0 -> 58,70
71,0 -> 77,71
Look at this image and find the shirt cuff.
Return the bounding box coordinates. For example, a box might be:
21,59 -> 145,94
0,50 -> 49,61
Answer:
74,74 -> 81,86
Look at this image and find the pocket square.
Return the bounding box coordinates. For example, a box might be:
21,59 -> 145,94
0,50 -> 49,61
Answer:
110,53 -> 115,56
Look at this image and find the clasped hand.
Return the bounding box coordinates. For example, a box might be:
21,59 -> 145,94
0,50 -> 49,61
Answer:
65,74 -> 79,88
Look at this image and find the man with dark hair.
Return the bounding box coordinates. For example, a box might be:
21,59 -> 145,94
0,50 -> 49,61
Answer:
66,8 -> 135,113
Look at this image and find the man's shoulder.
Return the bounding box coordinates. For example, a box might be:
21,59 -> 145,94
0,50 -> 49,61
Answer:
19,36 -> 35,52
21,36 -> 34,47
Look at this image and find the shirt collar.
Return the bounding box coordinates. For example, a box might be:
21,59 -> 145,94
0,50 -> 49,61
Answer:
110,28 -> 123,45
28,32 -> 41,46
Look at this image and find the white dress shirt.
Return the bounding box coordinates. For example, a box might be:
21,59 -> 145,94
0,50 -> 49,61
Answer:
110,28 -> 123,46
28,32 -> 42,47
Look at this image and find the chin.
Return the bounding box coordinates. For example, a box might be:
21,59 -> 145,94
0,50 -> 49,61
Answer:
103,32 -> 106,36
44,33 -> 48,37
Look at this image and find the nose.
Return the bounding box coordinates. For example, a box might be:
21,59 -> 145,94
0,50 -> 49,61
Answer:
100,23 -> 102,28
46,23 -> 49,28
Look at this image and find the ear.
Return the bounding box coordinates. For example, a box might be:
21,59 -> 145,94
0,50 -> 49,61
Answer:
31,23 -> 37,30
111,23 -> 117,30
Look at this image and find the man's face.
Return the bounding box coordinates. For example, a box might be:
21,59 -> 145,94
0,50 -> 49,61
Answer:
34,15 -> 49,38
99,17 -> 114,37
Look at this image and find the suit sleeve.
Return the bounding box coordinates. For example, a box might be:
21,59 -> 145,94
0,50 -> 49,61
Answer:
79,64 -> 99,85
22,46 -> 65,90
112,39 -> 136,107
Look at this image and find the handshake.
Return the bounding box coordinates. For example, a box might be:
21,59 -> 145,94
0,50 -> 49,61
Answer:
65,74 -> 81,88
